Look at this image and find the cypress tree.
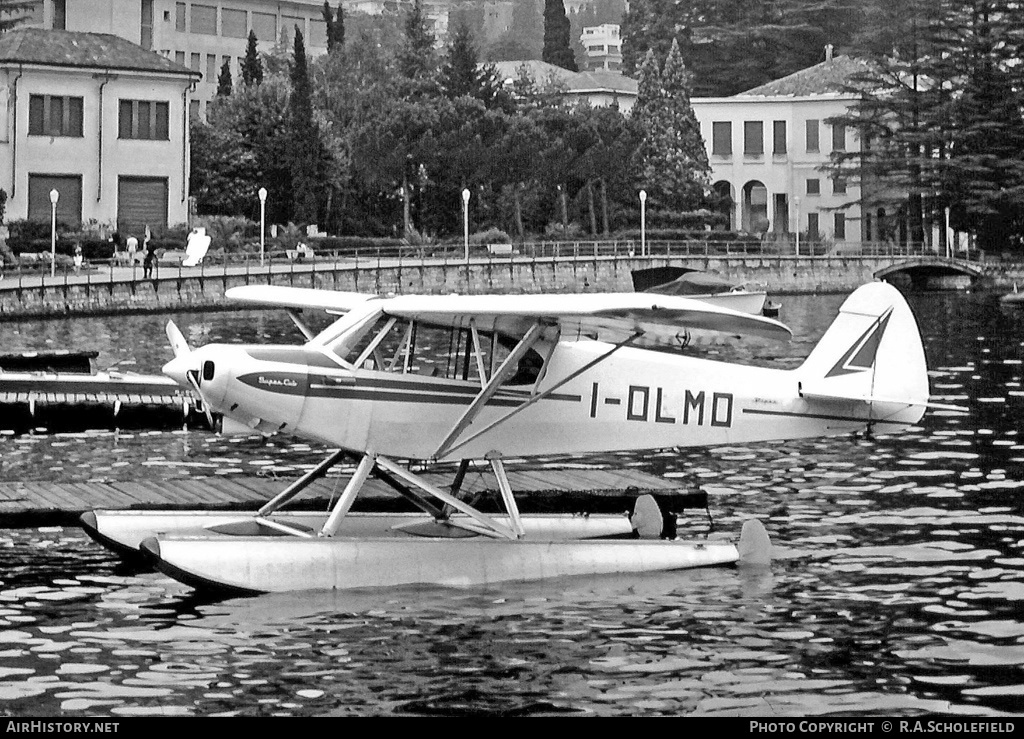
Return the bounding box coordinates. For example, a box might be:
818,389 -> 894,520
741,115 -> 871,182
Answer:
542,0 -> 577,72
289,28 -> 320,225
322,1 -> 334,50
322,1 -> 344,52
241,30 -> 263,86
216,58 -> 232,97
331,2 -> 345,51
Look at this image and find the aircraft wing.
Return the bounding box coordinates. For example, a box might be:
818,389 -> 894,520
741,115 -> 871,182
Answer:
225,285 -> 377,314
225,286 -> 791,346
380,292 -> 792,346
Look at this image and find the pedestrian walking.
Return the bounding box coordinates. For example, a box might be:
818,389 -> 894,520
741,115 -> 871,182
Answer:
126,235 -> 139,266
143,226 -> 156,279
73,243 -> 83,273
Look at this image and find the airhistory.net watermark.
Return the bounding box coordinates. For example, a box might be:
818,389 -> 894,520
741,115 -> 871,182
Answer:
5,722 -> 119,733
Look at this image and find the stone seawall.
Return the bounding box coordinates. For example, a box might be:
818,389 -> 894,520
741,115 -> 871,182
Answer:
1,254 -> 1020,320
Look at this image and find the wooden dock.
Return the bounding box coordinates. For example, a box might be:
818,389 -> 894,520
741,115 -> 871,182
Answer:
0,370 -> 202,431
0,466 -> 706,527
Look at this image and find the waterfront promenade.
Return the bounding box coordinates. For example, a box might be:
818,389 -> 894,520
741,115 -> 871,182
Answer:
1,242 -> 1020,319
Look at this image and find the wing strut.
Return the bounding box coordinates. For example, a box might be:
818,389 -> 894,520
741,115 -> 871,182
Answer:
488,455 -> 523,538
375,456 -> 518,539
433,321 -> 547,459
442,331 -> 643,459
258,448 -> 353,516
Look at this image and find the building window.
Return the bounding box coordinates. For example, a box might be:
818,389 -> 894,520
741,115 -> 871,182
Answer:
806,119 -> 819,153
832,123 -> 846,151
309,18 -> 327,47
833,177 -> 847,195
119,100 -> 170,140
252,11 -> 276,42
773,120 -> 786,155
282,16 -> 304,45
806,178 -> 820,196
206,54 -> 217,85
712,122 -> 732,156
190,53 -> 201,73
834,213 -> 846,239
189,99 -> 200,121
28,95 -> 83,137
175,1 -> 186,32
175,50 -> 185,66
807,212 -> 819,238
140,0 -> 153,48
52,0 -> 66,30
223,8 -> 247,38
743,121 -> 763,156
191,4 -> 216,35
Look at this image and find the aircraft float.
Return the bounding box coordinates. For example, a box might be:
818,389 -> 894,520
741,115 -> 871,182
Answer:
81,281 -> 938,595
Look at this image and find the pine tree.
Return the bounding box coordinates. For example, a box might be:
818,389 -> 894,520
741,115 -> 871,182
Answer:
542,0 -> 577,72
631,40 -> 711,216
398,0 -> 436,81
289,28 -> 320,225
938,0 -> 1024,251
439,18 -> 479,98
241,30 -> 263,86
216,59 -> 232,97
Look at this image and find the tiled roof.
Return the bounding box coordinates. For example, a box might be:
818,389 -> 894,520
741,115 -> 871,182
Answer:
0,28 -> 197,77
736,54 -> 872,97
491,60 -> 637,96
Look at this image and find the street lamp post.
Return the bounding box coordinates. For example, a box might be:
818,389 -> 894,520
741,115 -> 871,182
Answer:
794,195 -> 801,257
462,188 -> 470,263
258,187 -> 268,266
639,190 -> 647,257
49,189 -> 59,278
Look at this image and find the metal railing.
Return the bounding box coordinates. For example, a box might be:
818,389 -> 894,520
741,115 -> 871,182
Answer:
0,239 -> 1009,290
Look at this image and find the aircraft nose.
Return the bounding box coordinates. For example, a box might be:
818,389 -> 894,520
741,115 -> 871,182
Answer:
162,353 -> 194,388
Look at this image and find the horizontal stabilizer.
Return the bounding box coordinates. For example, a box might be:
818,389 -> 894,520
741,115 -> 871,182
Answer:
799,388 -> 968,412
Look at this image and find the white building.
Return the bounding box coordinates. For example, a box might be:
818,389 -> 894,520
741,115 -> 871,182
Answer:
691,51 -> 872,250
0,28 -> 200,236
579,24 -> 621,73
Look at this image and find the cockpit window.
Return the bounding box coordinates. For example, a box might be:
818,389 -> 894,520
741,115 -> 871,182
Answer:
322,315 -> 549,387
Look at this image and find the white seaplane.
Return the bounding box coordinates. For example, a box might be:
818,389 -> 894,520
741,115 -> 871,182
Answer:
81,281 -> 937,595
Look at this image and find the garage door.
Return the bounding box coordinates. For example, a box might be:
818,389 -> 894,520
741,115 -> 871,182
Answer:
28,174 -> 82,225
117,176 -> 168,237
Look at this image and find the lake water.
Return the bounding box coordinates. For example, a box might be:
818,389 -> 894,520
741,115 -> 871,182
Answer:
0,290 -> 1022,717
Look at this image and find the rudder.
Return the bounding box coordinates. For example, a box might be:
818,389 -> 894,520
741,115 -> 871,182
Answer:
796,282 -> 929,424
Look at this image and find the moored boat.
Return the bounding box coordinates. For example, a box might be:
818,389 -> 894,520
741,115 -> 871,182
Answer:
638,269 -> 769,316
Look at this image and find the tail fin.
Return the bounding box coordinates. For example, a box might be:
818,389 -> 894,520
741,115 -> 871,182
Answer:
797,282 -> 929,425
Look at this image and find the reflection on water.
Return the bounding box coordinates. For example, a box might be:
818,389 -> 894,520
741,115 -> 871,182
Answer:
0,291 -> 1022,716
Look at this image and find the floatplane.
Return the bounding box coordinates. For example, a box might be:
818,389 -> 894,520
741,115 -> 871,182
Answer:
81,281 -> 940,595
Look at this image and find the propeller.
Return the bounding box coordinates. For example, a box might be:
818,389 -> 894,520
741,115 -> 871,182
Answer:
163,321 -> 215,429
